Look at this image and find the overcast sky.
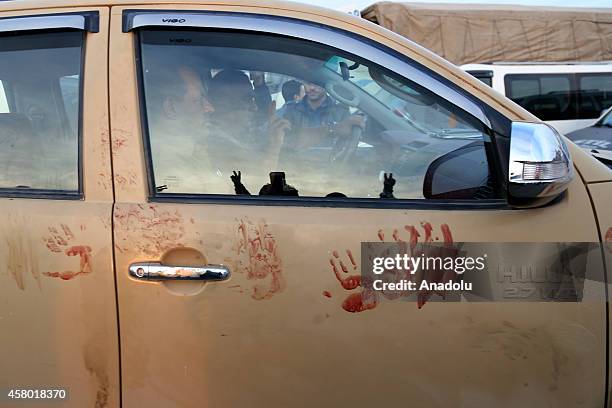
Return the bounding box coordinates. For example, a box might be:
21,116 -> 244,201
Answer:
299,0 -> 612,13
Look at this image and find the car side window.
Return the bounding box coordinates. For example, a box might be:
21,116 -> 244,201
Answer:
505,74 -> 572,121
578,74 -> 612,118
138,30 -> 497,201
0,31 -> 83,192
506,73 -> 612,121
60,75 -> 80,139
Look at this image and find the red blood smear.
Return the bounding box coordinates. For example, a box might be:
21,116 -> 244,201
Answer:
404,225 -> 420,249
264,234 -> 276,254
346,250 -> 357,269
323,290 -> 332,298
606,228 -> 612,253
341,290 -> 378,313
441,224 -> 453,246
60,224 -> 74,240
417,292 -> 430,309
329,258 -> 339,274
331,257 -> 360,289
377,229 -> 385,241
392,229 -> 404,242
339,275 -> 361,290
43,271 -> 81,280
332,250 -> 339,258
65,245 -> 93,273
45,240 -> 63,253
421,222 -> 433,242
65,245 -> 92,256
339,260 -> 349,273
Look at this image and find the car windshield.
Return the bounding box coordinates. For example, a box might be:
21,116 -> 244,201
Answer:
326,56 -> 483,138
599,109 -> 612,127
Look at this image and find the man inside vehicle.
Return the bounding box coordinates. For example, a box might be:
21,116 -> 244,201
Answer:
145,64 -> 214,193
249,71 -> 273,127
205,69 -> 291,190
277,79 -> 305,118
282,81 -> 366,149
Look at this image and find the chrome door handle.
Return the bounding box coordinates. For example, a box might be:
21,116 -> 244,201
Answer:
129,262 -> 231,281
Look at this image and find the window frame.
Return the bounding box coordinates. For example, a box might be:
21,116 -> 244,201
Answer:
0,10 -> 98,200
131,10 -> 511,210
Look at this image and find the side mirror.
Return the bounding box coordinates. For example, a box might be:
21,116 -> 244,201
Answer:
508,122 -> 573,208
423,142 -> 491,200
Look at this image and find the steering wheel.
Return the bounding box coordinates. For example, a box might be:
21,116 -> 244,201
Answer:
325,82 -> 363,169
325,82 -> 359,108
329,123 -> 363,169
325,82 -> 360,107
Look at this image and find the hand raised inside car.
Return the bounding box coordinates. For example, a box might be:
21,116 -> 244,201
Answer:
231,171 -> 251,195
231,170 -> 242,184
267,101 -> 291,148
379,172 -> 396,199
334,114 -> 366,137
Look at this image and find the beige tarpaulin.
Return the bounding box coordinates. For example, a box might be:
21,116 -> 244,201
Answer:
361,2 -> 612,65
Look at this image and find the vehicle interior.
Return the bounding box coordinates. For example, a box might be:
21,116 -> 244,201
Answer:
140,29 -> 498,200
0,30 -> 81,192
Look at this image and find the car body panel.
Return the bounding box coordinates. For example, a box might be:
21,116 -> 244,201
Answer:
585,181 -> 612,405
0,6 -> 119,407
108,4 -> 608,407
566,140 -> 612,183
111,194 -> 606,408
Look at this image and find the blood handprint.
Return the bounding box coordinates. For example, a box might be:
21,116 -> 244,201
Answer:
42,224 -> 92,280
324,222 -> 456,312
235,219 -> 285,300
329,249 -> 379,312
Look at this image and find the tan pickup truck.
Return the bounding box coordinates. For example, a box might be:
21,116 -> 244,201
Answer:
0,1 -> 611,407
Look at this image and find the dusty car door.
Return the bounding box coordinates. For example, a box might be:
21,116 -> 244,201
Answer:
0,7 -> 119,407
110,6 -> 606,407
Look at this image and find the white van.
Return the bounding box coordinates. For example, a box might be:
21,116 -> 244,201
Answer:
462,63 -> 612,134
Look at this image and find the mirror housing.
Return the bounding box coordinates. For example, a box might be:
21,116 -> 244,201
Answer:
508,122 -> 573,208
423,142 -> 491,200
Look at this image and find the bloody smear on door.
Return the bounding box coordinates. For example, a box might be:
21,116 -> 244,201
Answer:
324,222 -> 455,312
42,224 -> 92,280
235,219 -> 285,300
